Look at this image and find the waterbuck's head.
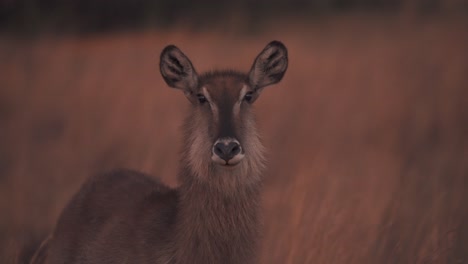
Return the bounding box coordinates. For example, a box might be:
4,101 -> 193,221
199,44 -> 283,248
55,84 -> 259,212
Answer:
160,41 -> 288,185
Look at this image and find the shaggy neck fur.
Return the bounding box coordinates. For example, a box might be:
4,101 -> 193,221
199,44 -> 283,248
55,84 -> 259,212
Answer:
171,173 -> 261,264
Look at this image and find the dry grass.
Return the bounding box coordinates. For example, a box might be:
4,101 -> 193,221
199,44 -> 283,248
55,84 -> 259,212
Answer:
1,16 -> 467,263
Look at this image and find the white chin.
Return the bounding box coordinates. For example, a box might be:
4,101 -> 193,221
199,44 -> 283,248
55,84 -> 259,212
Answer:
211,155 -> 244,167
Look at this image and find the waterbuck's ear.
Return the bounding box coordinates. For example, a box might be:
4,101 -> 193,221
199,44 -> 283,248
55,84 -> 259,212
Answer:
160,45 -> 198,94
248,41 -> 288,92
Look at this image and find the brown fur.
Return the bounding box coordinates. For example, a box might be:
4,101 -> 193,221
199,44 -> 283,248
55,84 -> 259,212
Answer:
29,235 -> 52,264
31,41 -> 288,264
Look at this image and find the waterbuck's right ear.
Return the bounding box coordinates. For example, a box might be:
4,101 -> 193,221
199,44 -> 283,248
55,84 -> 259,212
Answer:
160,45 -> 198,94
248,41 -> 288,92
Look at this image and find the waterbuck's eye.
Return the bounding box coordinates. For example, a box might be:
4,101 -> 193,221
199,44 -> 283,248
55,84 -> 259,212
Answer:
197,94 -> 207,104
243,91 -> 254,103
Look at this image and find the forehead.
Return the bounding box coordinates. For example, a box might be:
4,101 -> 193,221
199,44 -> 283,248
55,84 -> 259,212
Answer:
199,71 -> 248,101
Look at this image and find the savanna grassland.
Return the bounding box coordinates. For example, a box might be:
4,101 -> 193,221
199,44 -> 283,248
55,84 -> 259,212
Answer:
1,16 -> 467,263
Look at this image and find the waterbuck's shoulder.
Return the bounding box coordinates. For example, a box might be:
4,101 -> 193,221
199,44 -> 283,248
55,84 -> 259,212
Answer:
57,169 -> 177,227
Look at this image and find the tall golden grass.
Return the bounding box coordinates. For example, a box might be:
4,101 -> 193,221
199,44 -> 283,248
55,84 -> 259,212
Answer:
1,17 -> 467,263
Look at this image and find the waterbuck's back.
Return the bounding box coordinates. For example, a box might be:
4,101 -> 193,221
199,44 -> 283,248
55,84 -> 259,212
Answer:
43,169 -> 178,264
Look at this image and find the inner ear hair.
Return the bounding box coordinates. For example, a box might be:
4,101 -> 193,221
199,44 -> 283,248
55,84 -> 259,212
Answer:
249,41 -> 288,91
160,45 -> 198,92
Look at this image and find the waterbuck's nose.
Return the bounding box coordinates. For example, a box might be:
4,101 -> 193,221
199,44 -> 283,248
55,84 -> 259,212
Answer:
213,139 -> 242,162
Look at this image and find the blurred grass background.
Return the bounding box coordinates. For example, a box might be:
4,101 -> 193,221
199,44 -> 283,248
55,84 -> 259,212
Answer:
1,0 -> 468,33
1,0 -> 468,263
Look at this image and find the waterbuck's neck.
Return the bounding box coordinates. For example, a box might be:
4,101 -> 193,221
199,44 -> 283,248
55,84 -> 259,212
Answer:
169,166 -> 262,264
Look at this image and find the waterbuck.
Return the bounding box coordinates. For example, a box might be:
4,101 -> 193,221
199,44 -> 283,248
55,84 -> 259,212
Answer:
30,41 -> 288,264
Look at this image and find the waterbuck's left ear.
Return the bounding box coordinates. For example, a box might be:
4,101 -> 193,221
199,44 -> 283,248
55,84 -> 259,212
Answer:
248,41 -> 288,91
160,45 -> 198,94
